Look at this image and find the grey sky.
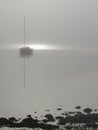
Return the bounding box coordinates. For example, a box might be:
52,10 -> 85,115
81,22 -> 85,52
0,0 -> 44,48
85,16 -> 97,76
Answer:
0,0 -> 98,117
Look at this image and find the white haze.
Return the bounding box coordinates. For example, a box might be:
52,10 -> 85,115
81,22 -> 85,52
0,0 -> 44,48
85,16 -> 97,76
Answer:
0,0 -> 98,117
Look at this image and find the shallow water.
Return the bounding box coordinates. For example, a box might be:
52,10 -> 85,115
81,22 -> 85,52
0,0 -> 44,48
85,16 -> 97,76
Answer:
0,128 -> 41,130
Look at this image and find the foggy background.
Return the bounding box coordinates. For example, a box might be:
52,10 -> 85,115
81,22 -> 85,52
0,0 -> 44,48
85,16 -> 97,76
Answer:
0,0 -> 98,117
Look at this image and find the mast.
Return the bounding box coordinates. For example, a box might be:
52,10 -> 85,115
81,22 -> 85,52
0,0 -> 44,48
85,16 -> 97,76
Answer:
24,16 -> 26,47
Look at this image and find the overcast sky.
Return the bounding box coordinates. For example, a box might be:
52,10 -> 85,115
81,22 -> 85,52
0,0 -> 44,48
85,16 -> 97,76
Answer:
0,0 -> 98,117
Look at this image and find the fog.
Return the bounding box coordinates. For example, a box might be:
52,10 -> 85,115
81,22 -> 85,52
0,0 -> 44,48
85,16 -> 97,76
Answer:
0,0 -> 98,117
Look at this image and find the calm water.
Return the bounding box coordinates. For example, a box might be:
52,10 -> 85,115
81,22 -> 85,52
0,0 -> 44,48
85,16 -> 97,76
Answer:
0,128 -> 42,130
